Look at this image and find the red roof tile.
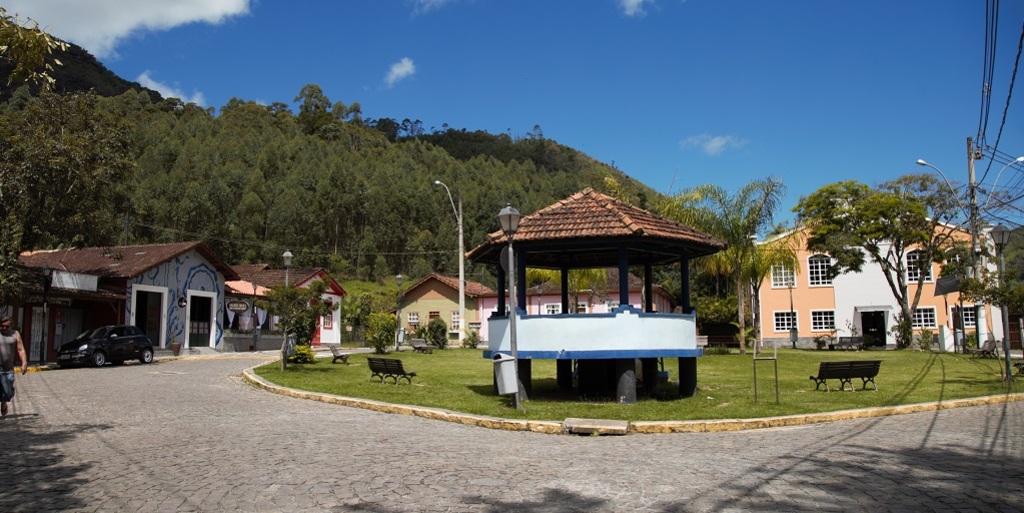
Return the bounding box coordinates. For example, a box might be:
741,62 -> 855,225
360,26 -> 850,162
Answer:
19,241 -> 238,280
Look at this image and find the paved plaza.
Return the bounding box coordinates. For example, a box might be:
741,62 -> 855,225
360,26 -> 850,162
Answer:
1,356 -> 1022,512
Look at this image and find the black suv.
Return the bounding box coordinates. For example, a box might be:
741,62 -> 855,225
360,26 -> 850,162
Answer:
57,325 -> 155,367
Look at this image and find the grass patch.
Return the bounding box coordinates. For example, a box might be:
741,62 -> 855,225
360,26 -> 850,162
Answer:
253,348 -> 1023,421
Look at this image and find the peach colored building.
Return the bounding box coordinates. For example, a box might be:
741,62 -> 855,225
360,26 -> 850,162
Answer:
756,225 -> 1003,350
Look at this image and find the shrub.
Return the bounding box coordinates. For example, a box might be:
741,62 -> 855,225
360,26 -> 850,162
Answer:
813,335 -> 830,350
464,329 -> 481,349
891,311 -> 914,349
917,329 -> 934,351
426,318 -> 448,349
288,343 -> 317,364
703,344 -> 732,355
366,312 -> 396,354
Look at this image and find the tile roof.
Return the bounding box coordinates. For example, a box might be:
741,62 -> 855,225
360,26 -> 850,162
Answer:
467,188 -> 726,267
19,241 -> 239,280
231,265 -> 346,296
405,273 -> 496,297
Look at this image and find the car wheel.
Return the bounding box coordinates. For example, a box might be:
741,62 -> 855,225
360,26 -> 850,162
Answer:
91,351 -> 106,367
139,348 -> 154,364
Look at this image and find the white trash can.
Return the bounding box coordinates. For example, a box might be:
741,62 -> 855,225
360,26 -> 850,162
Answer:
493,353 -> 517,395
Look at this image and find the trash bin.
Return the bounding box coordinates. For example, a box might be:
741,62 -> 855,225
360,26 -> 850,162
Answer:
493,353 -> 517,395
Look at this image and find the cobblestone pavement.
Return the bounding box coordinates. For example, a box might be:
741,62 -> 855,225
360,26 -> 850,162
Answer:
2,357 -> 1022,512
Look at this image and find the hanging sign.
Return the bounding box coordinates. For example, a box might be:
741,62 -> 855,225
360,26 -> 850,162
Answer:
227,300 -> 250,312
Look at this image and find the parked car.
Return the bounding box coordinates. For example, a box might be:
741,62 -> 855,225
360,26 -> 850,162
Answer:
57,325 -> 155,367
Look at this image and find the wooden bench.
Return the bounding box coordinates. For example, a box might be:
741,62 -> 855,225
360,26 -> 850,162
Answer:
367,357 -> 416,384
329,345 -> 350,364
410,338 -> 433,354
969,338 -> 999,358
809,360 -> 881,392
834,336 -> 863,351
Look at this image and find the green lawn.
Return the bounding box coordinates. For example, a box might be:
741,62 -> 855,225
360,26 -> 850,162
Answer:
252,348 -> 1023,421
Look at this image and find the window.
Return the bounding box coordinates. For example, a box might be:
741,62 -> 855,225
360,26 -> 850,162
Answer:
544,303 -> 561,315
774,311 -> 797,332
810,310 -> 835,332
428,311 -> 440,321
321,298 -> 333,328
912,307 -> 937,328
807,254 -> 832,286
771,264 -> 795,288
450,311 -> 461,330
906,250 -> 933,282
468,322 -> 481,332
407,312 -> 419,327
576,302 -> 588,313
951,306 -> 976,328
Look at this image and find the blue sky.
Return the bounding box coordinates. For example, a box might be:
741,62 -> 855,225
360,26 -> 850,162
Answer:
9,0 -> 1024,227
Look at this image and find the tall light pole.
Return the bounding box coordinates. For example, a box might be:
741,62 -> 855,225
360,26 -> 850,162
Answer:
281,249 -> 293,371
788,278 -> 797,349
395,274 -> 404,352
434,180 -> 465,345
991,223 -> 1012,383
499,204 -> 523,410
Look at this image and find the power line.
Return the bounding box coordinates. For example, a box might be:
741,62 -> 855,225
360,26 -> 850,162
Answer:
978,15 -> 1024,185
977,0 -> 1000,146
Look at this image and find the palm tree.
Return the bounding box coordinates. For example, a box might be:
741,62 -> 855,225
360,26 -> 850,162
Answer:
663,178 -> 786,355
746,234 -> 799,351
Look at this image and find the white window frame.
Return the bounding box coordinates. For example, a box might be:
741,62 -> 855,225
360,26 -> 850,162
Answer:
807,254 -> 833,287
771,264 -> 795,289
576,302 -> 588,314
407,312 -> 419,327
906,250 -> 933,283
543,303 -> 562,315
912,307 -> 937,328
773,311 -> 797,332
951,306 -> 976,328
450,311 -> 461,331
810,310 -> 835,332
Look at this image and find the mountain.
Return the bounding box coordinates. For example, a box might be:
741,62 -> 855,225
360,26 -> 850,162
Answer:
0,40 -> 161,103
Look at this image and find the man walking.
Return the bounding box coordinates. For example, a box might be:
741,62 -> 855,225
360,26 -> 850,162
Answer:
0,315 -> 28,417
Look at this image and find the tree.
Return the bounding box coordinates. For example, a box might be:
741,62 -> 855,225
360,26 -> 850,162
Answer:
664,178 -> 786,354
794,174 -> 962,348
0,7 -> 67,90
258,280 -> 338,367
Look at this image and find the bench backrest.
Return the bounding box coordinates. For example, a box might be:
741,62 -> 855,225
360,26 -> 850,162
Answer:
979,338 -> 998,351
368,357 -> 407,374
411,338 -> 427,347
330,345 -> 343,355
817,360 -> 881,378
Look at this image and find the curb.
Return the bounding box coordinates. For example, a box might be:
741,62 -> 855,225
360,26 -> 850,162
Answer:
241,364 -> 1024,435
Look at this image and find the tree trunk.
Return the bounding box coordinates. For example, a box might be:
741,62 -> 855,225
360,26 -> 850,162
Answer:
736,275 -> 747,355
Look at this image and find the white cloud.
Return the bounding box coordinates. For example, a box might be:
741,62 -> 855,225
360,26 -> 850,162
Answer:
3,0 -> 251,58
385,57 -> 416,88
618,0 -> 653,17
410,0 -> 457,15
137,70 -> 206,106
680,134 -> 748,156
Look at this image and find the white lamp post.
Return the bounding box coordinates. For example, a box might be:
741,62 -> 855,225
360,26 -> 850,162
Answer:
499,203 -> 523,410
434,180 -> 465,344
280,249 -> 293,371
395,273 -> 404,352
990,223 -> 1012,383
983,156 -> 1024,209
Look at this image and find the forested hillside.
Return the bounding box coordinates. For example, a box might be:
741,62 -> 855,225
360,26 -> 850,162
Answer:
0,83 -> 655,286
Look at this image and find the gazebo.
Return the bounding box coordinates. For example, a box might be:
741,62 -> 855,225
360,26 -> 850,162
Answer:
466,188 -> 726,403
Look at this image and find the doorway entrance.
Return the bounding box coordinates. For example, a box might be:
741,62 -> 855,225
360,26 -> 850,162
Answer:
133,289 -> 164,348
861,311 -> 887,348
187,295 -> 213,348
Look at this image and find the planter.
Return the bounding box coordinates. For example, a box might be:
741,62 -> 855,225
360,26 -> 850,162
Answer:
170,341 -> 182,356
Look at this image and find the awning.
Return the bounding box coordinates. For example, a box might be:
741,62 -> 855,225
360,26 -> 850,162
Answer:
226,280 -> 270,297
934,275 -> 960,296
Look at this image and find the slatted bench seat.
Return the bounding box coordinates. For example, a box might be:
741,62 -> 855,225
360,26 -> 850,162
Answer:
969,339 -> 999,358
329,345 -> 351,364
809,360 -> 881,392
367,357 -> 416,384
410,338 -> 433,354
834,337 -> 863,351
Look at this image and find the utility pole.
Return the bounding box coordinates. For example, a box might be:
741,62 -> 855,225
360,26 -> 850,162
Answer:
967,137 -> 989,344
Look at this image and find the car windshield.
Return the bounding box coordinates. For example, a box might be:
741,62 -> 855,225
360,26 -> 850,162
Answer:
73,327 -> 111,341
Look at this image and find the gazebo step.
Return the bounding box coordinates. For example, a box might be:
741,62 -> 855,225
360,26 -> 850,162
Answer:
564,418 -> 629,436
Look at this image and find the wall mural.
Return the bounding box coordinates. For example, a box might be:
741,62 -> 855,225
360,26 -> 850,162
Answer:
127,250 -> 226,349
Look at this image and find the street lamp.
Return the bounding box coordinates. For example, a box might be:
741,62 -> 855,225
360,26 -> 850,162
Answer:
990,223 -> 1012,383
787,277 -> 797,349
395,273 -> 404,352
916,159 -> 971,220
280,249 -> 293,371
982,156 -> 1024,209
42,266 -> 53,364
434,180 -> 465,344
498,203 -> 523,410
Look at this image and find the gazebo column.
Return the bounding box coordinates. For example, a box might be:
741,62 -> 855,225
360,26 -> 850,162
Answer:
680,257 -> 691,313
615,359 -> 637,403
678,357 -> 697,398
556,359 -> 573,390
641,357 -> 658,394
560,265 -> 569,313
643,263 -> 653,312
496,266 -> 506,315
618,248 -> 630,305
